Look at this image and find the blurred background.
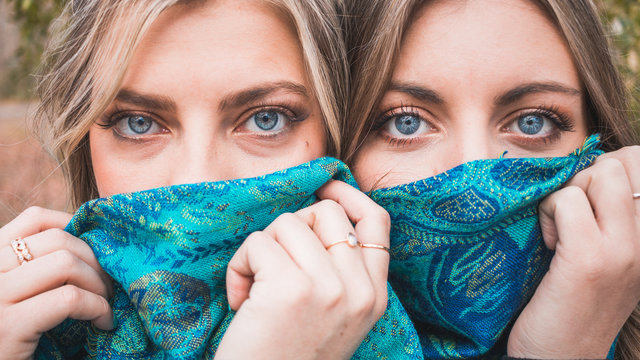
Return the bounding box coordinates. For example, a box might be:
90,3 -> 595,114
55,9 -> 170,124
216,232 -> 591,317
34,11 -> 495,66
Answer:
0,0 -> 639,226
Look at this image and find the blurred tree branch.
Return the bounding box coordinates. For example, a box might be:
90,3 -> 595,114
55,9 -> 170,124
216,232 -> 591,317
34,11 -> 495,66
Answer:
1,0 -> 63,99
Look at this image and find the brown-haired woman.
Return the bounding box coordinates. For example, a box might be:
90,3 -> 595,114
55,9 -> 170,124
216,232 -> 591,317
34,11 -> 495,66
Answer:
344,0 -> 640,358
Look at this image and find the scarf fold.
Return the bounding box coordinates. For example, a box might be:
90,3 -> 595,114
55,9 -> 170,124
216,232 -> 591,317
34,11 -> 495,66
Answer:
35,157 -> 423,360
368,134 -> 603,358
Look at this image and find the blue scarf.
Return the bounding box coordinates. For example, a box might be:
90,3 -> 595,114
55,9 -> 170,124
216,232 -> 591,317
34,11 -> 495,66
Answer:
35,157 -> 423,359
368,135 -> 603,358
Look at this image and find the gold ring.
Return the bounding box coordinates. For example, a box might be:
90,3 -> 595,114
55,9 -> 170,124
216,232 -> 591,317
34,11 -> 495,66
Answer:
359,243 -> 390,253
11,237 -> 33,265
326,233 -> 360,250
633,193 -> 640,199
325,233 -> 390,253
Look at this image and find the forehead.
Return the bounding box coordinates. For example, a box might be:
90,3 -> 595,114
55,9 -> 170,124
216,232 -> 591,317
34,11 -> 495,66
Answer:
395,0 -> 581,92
121,0 -> 306,96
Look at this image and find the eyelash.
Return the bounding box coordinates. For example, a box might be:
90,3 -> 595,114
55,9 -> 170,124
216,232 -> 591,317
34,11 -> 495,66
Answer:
372,104 -> 575,147
504,105 -> 575,144
238,102 -> 305,137
373,104 -> 433,147
100,101 -> 307,125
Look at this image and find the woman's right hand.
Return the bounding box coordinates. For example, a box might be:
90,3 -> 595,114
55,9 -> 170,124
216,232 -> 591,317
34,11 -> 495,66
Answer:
0,207 -> 114,360
216,181 -> 391,360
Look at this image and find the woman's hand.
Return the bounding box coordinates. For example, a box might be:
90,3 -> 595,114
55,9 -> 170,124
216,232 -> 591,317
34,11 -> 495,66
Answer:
0,207 -> 114,360
508,146 -> 640,358
216,181 -> 391,360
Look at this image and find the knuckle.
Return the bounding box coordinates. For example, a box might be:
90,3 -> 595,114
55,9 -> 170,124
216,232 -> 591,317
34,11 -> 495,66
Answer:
273,212 -> 300,227
371,206 -> 391,231
59,285 -> 82,308
320,280 -> 346,309
578,254 -> 608,282
615,146 -> 640,164
349,286 -> 376,318
595,158 -> 625,178
317,199 -> 344,214
558,186 -> 585,203
285,275 -> 313,304
52,249 -> 77,269
43,228 -> 69,246
20,206 -> 46,221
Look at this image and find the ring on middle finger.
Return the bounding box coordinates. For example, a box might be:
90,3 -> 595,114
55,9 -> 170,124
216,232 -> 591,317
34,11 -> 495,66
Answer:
326,232 -> 360,250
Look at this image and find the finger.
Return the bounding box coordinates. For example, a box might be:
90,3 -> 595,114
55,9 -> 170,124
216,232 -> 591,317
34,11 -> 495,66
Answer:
315,181 -> 390,290
226,231 -> 299,310
262,213 -> 335,275
565,158 -> 635,239
0,250 -> 110,302
0,207 -> 72,245
0,230 -> 113,298
539,186 -> 600,252
294,199 -> 379,314
11,285 -> 113,332
596,147 -> 640,215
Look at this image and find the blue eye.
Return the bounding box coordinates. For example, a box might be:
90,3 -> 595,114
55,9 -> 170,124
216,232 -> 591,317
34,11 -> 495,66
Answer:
517,114 -> 544,134
112,114 -> 165,138
128,116 -> 153,134
394,115 -> 421,135
244,110 -> 289,133
382,112 -> 432,139
253,111 -> 280,130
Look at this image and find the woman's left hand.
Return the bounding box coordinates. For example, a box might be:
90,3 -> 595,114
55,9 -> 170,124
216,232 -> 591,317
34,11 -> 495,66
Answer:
215,180 -> 391,360
507,146 -> 640,358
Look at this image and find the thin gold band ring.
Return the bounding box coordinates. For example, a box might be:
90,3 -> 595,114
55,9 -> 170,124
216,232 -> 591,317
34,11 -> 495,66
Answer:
326,233 -> 390,253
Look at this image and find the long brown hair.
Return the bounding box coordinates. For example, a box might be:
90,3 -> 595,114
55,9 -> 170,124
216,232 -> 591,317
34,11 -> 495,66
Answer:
342,0 -> 640,358
31,0 -> 348,208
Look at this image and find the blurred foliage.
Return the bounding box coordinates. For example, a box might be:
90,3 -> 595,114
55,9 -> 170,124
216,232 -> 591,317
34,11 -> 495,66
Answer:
599,0 -> 640,122
1,0 -> 63,99
0,0 -> 638,117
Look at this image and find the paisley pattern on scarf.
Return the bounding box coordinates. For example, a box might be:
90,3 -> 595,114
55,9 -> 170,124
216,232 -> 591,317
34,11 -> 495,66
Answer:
368,135 -> 603,359
35,157 -> 423,360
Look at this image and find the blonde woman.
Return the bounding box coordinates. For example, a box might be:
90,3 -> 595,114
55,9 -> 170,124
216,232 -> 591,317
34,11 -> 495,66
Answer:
0,0 -> 391,359
344,0 -> 640,359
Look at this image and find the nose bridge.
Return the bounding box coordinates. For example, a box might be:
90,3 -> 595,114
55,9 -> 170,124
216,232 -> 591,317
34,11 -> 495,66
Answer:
170,117 -> 223,185
446,108 -> 492,168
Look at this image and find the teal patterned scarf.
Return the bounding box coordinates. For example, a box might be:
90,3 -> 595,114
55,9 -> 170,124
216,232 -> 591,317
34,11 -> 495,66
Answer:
369,135 -> 603,358
35,157 -> 423,359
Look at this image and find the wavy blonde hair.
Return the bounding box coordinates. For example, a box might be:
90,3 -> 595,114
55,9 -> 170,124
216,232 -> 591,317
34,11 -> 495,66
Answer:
31,0 -> 348,209
342,0 -> 640,358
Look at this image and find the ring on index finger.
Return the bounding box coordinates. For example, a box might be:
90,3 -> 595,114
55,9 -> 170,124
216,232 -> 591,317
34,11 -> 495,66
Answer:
633,193 -> 640,200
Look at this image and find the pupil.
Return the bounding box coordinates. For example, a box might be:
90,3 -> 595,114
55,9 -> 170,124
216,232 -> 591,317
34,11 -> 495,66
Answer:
128,116 -> 152,134
254,111 -> 279,130
394,115 -> 420,135
518,115 -> 544,135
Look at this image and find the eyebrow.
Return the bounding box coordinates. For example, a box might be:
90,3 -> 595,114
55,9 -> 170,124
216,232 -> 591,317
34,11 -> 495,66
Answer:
218,81 -> 309,112
494,82 -> 581,106
114,89 -> 177,112
389,82 -> 445,105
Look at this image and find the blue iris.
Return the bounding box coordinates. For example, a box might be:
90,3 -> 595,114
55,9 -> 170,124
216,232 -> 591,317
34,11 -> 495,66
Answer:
128,116 -> 153,134
253,111 -> 279,130
518,115 -> 544,135
394,115 -> 420,135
